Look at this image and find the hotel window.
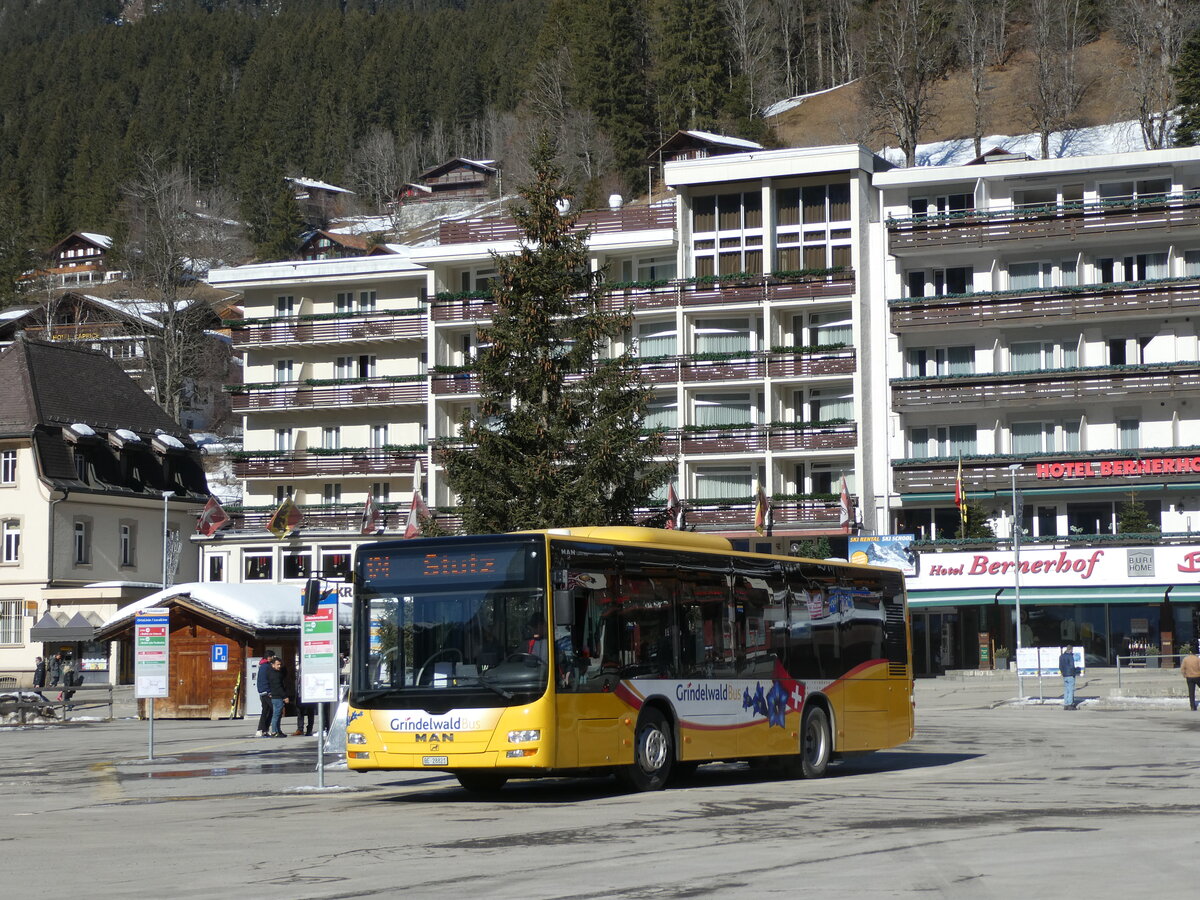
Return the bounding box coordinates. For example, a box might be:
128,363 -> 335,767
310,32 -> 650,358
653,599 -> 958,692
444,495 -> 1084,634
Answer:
207,554 -> 226,582
275,295 -> 295,316
644,397 -> 678,429
806,388 -> 853,422
321,547 -> 352,579
911,426 -> 975,458
275,485 -> 293,502
907,346 -> 973,377
0,599 -> 19,644
244,552 -> 273,580
323,483 -> 342,504
1098,178 -> 1170,202
1010,341 -> 1057,372
0,450 -> 14,484
371,482 -> 391,502
636,320 -> 677,357
692,190 -> 764,276
119,523 -> 135,567
1119,418 -> 1140,450
694,466 -> 753,500
620,256 -> 677,282
274,429 -> 293,452
906,266 -> 972,298
322,427 -> 341,450
1063,419 -> 1082,451
358,291 -> 377,312
805,312 -> 852,347
1,519 -> 19,563
807,462 -> 851,495
274,359 -> 294,382
694,318 -> 755,354
73,520 -> 91,565
356,355 -> 377,378
693,392 -> 754,428
283,549 -> 312,579
336,291 -> 354,313
1011,422 -> 1052,454
370,425 -> 388,449
1096,253 -> 1169,283
74,450 -> 88,481
460,268 -> 497,291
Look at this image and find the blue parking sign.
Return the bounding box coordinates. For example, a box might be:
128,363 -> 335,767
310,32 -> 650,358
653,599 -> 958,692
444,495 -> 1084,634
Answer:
211,644 -> 229,670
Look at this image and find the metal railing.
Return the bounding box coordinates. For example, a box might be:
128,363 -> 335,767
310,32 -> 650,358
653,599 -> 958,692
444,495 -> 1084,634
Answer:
1115,653 -> 1186,689
1,683 -> 114,724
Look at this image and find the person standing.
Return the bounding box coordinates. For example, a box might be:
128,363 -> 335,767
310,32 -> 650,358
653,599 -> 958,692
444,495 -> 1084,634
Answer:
1058,644 -> 1079,710
265,657 -> 289,737
32,657 -> 47,700
1181,650 -> 1200,711
254,653 -> 275,737
293,660 -> 315,736
49,652 -> 63,688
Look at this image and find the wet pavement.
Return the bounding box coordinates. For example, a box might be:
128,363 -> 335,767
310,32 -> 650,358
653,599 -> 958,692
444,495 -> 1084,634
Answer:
3,678 -> 1199,897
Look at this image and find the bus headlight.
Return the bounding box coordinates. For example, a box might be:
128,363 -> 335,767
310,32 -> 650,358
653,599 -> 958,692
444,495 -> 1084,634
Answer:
348,732 -> 367,745
507,730 -> 541,743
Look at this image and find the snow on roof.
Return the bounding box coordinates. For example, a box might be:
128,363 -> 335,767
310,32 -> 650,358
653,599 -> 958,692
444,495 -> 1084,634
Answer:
880,118 -> 1149,168
460,158 -> 497,169
154,432 -> 185,449
115,428 -> 141,442
103,582 -> 351,631
684,130 -> 764,151
327,215 -> 395,236
69,423 -> 97,437
80,294 -> 164,328
0,306 -> 34,322
287,176 -> 355,195
762,81 -> 859,119
79,232 -> 113,249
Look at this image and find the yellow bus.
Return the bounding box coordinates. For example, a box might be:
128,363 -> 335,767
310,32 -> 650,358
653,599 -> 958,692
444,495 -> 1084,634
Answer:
346,526 -> 913,792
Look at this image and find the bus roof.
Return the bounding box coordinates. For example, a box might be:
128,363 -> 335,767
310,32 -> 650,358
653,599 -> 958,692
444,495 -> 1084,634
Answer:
542,526 -> 733,552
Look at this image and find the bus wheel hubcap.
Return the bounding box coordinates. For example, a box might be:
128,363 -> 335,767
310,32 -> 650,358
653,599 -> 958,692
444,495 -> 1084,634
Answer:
642,729 -> 668,771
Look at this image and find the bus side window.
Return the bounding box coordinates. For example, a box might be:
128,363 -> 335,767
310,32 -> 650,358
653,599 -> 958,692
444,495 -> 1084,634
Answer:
784,566 -> 839,679
840,587 -> 885,670
733,560 -> 786,678
615,568 -> 676,678
678,563 -> 734,678
553,552 -> 620,693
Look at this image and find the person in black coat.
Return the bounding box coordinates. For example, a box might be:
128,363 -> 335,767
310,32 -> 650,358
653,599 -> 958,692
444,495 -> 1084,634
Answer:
32,656 -> 47,700
265,657 -> 289,737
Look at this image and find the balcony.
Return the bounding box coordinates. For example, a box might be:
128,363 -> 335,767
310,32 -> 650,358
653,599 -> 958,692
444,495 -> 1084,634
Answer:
430,371 -> 480,395
229,376 -> 428,412
893,447 -> 1200,494
657,423 -> 856,456
431,269 -> 855,322
438,203 -> 676,243
230,310 -> 426,347
887,191 -> 1200,253
232,447 -> 426,479
890,276 -> 1200,333
892,362 -> 1200,411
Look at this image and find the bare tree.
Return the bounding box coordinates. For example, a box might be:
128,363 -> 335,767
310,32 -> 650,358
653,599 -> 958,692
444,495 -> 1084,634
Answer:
1112,0 -> 1199,150
723,0 -> 782,115
957,0 -> 1010,158
347,128 -> 405,212
121,153 -> 236,424
1025,0 -> 1091,159
861,0 -> 953,167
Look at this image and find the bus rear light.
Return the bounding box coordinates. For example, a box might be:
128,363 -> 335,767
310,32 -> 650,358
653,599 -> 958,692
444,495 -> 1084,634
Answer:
506,749 -> 537,758
507,730 -> 541,743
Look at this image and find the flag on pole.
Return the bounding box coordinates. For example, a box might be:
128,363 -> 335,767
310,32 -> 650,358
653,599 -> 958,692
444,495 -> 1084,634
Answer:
955,456 -> 968,531
196,496 -> 230,536
266,495 -> 302,539
754,482 -> 771,536
404,490 -> 430,539
838,476 -> 853,529
665,483 -> 680,530
360,492 -> 380,536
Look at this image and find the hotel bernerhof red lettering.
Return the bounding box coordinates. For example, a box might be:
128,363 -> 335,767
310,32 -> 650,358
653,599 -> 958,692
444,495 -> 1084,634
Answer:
1037,456 -> 1200,479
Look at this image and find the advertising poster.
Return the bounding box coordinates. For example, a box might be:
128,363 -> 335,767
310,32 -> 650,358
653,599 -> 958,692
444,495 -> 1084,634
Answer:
300,593 -> 339,704
134,607 -> 170,699
848,534 -> 917,576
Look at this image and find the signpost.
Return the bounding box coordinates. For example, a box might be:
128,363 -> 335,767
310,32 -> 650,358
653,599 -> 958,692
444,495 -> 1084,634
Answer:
211,643 -> 229,671
134,607 -> 170,760
301,586 -> 339,787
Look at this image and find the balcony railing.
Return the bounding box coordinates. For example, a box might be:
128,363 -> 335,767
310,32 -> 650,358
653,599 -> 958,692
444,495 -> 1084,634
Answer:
657,423 -> 857,455
893,447 -> 1200,494
232,448 -> 426,479
430,270 -> 855,322
219,497 -> 854,535
230,310 -> 426,346
438,203 -> 676,243
892,363 -> 1200,410
229,376 -> 428,412
890,276 -> 1200,332
887,191 -> 1200,252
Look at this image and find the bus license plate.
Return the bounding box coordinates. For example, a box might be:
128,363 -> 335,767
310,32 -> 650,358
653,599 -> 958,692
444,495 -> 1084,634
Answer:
422,756 -> 448,766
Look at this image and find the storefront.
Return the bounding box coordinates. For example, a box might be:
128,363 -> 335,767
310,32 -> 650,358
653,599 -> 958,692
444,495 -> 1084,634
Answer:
906,544 -> 1200,675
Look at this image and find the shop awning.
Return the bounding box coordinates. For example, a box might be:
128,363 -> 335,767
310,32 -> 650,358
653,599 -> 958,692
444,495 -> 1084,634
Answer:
28,611 -> 100,642
908,589 -> 1004,608
910,585 -> 1183,608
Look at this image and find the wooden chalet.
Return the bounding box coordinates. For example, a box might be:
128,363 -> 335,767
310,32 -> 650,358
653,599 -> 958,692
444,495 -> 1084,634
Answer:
298,230 -> 376,261
32,232 -> 116,287
652,130 -> 764,165
286,176 -> 356,227
399,157 -> 499,203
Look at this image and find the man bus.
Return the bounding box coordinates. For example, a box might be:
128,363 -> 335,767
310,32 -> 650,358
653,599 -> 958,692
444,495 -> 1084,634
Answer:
346,526 -> 913,792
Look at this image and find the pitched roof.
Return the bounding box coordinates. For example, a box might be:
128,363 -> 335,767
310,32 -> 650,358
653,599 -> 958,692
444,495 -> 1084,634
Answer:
0,335 -> 189,438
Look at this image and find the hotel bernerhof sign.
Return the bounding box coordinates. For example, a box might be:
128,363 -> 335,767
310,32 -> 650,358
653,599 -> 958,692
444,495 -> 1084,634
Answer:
907,545 -> 1200,591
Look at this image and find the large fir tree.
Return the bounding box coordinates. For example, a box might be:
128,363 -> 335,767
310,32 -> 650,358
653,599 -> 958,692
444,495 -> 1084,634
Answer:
1173,33 -> 1200,146
440,134 -> 673,533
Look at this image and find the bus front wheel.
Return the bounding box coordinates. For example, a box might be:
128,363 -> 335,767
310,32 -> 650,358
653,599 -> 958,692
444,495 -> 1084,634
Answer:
618,707 -> 674,792
800,706 -> 831,779
455,771 -> 508,793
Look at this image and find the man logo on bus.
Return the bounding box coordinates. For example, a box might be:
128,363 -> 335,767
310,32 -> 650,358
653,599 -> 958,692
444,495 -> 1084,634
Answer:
413,733 -> 455,743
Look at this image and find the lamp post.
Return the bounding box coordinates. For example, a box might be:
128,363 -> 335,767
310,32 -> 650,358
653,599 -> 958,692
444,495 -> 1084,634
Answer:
1008,463 -> 1024,700
161,489 -> 173,590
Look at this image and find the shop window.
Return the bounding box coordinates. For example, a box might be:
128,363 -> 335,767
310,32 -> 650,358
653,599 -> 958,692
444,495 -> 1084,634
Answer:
244,553 -> 273,580
0,599 -> 21,644
283,551 -> 312,579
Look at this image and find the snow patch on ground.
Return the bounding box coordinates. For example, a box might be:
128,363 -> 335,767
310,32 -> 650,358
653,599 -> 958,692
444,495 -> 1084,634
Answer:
881,119 -> 1152,167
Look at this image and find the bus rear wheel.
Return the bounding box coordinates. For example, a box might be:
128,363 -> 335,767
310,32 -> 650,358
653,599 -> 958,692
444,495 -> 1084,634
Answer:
617,707 -> 673,792
455,771 -> 508,793
800,706 -> 832,779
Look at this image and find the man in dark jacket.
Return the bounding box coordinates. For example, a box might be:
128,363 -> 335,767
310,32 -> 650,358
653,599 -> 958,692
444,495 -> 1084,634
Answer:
266,657 -> 289,737
254,653 -> 276,737
49,653 -> 63,687
32,656 -> 47,700
1059,645 -> 1080,710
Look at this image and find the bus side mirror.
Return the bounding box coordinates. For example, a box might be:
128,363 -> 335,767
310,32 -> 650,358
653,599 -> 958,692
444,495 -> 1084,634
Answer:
553,589 -> 574,626
303,578 -> 323,616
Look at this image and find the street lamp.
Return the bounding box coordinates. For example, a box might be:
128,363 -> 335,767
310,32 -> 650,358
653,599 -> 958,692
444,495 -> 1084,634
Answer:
161,489 -> 175,590
1008,463 -> 1024,700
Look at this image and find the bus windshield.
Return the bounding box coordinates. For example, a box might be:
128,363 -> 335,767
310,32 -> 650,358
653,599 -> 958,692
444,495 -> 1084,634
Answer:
355,536 -> 548,708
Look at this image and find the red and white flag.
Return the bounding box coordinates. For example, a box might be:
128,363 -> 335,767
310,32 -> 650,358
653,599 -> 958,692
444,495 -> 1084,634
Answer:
665,483 -> 680,530
196,496 -> 230,536
404,490 -> 430,539
838,476 -> 853,530
360,493 -> 380,536
754,483 -> 772,536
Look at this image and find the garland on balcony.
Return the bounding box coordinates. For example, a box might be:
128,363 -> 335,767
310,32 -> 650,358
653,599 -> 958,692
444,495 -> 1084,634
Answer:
887,275 -> 1200,308
892,360 -> 1196,384
432,289 -> 493,303
228,373 -> 429,392
686,493 -> 839,505
231,443 -> 429,459
662,418 -> 852,434
598,267 -> 849,293
227,307 -> 426,328
768,342 -> 848,355
893,445 -> 1200,468
887,190 -> 1200,228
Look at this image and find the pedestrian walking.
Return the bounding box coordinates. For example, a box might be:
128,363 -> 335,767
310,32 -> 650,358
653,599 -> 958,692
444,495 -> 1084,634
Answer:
1181,650 -> 1200,711
59,656 -> 78,705
265,657 -> 289,737
254,653 -> 275,737
49,652 -> 63,687
293,661 -> 315,736
32,657 -> 47,705
1059,644 -> 1079,710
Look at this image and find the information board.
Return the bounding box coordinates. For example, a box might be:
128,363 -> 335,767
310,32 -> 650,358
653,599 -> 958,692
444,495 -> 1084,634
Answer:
134,607 -> 170,699
300,593 -> 339,704
1016,645 -> 1084,678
